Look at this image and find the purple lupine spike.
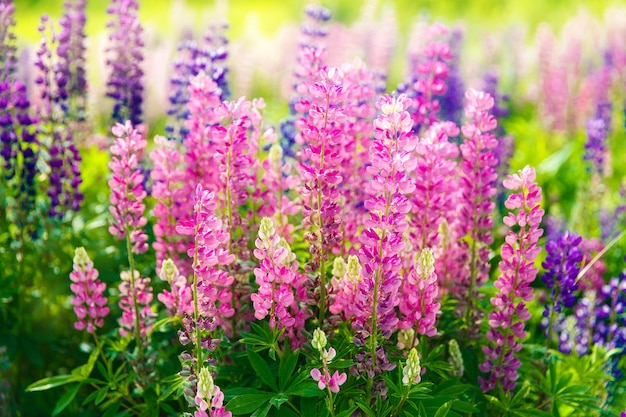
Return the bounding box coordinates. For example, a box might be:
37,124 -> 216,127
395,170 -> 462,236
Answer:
584,103 -> 611,176
439,27 -> 465,125
1,80 -> 40,235
34,14 -> 83,219
479,166 -> 544,394
105,0 -> 144,125
58,0 -> 87,121
0,0 -> 17,83
541,231 -> 582,348
166,22 -> 230,141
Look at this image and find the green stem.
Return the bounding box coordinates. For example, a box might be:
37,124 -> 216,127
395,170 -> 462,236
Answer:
391,382 -> 411,417
124,227 -> 145,381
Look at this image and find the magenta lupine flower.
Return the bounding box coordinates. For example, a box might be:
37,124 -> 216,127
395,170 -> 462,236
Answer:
399,249 -> 440,338
118,269 -> 154,338
252,218 -> 307,335
193,367 -> 232,417
335,60 -> 376,255
258,139 -> 300,241
353,94 -> 417,339
310,328 -> 347,395
150,135 -> 190,275
177,184 -> 235,334
108,121 -> 148,254
70,247 -> 109,333
454,89 -> 499,334
479,166 -> 544,393
409,120 -> 459,254
400,23 -> 452,133
329,255 -> 362,321
158,258 -> 193,317
296,67 -> 348,320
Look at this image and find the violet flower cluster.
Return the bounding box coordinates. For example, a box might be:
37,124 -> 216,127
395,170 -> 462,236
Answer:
69,247 -> 110,333
58,0 -> 88,121
166,22 -> 229,141
541,231 -> 582,315
108,121 -> 148,254
34,14 -> 84,219
0,80 -> 39,231
105,0 -> 144,125
479,166 -> 544,393
583,103 -> 611,175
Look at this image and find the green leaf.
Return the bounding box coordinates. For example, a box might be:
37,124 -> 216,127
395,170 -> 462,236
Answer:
52,383 -> 81,416
251,401 -> 272,417
450,400 -> 479,413
513,410 -> 554,417
248,348 -> 278,391
335,407 -> 358,417
101,401 -> 120,417
226,393 -> 274,414
279,349 -> 299,390
95,386 -> 109,406
284,381 -> 324,397
26,374 -> 78,391
434,401 -> 452,417
300,397 -> 318,417
270,394 -> 289,409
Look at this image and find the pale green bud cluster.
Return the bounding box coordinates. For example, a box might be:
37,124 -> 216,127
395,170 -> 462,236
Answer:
332,257 -> 347,279
448,339 -> 464,377
402,347 -> 421,386
416,248 -> 435,278
312,328 -> 327,352
160,258 -> 179,282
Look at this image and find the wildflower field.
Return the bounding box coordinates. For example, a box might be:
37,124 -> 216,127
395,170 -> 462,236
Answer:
1,0 -> 626,416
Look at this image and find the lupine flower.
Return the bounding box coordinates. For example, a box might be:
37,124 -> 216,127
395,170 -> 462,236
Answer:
150,136 -> 190,275
0,0 -> 17,83
408,121 -> 459,254
310,328 -> 347,394
353,94 -> 417,340
108,121 -> 148,254
541,231 -> 582,340
257,140 -> 300,241
35,14 -> 83,219
439,28 -> 465,125
166,22 -> 229,141
0,80 -> 39,236
399,249 -> 441,338
177,184 -> 235,334
158,258 -> 193,317
252,218 -> 307,338
69,247 -> 109,333
58,0 -> 88,121
329,255 -> 362,321
479,166 -> 544,393
194,367 -> 232,417
105,0 -> 144,125
118,269 -> 154,338
296,67 -> 348,319
584,112 -> 609,175
399,23 -> 452,133
594,277 -> 626,353
455,89 -> 499,336
402,347 -> 421,386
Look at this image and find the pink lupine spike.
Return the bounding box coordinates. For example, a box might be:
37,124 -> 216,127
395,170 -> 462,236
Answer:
108,120 -> 148,254
479,166 -> 544,393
